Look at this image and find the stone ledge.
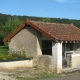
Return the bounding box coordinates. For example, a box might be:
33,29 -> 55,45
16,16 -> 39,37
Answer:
61,68 -> 80,73
0,60 -> 33,70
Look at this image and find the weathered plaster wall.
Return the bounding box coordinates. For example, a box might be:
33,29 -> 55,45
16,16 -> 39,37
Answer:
71,54 -> 80,68
37,32 -> 42,55
9,26 -> 42,57
33,55 -> 54,71
35,40 -> 63,73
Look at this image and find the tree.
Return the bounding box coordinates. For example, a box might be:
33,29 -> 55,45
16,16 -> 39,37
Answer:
0,34 -> 4,45
3,16 -> 22,39
43,18 -> 51,22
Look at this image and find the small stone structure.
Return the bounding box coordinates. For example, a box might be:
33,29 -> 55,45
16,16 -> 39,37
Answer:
3,19 -> 80,73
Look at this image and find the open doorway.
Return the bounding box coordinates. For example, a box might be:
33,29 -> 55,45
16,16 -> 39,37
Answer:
42,40 -> 52,55
62,42 -> 73,68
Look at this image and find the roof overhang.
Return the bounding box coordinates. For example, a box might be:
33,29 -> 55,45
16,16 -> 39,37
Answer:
3,19 -> 56,43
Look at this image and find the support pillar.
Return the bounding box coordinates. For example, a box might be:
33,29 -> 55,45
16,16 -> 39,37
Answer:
52,42 -> 62,73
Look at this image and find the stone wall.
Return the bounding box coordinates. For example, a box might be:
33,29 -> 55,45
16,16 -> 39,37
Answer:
71,53 -> 80,68
0,60 -> 33,70
33,55 -> 55,71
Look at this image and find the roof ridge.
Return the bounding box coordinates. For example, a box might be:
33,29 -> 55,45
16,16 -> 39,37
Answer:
71,24 -> 80,30
4,18 -> 80,43
29,19 -> 72,26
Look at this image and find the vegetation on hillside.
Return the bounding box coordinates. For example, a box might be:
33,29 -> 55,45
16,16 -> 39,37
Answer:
3,16 -> 22,39
0,13 -> 80,45
0,46 -> 8,56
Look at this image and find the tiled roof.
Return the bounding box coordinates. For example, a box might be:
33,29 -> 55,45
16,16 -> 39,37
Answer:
31,21 -> 80,41
3,19 -> 80,42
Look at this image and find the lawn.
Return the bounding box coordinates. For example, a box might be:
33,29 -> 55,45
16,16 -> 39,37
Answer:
0,46 -> 29,61
0,46 -> 8,56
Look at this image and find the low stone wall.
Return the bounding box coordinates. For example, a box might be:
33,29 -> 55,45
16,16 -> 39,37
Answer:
33,55 -> 54,71
0,60 -> 33,70
71,53 -> 80,68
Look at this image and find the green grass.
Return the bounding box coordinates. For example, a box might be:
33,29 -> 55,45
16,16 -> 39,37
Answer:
16,72 -> 58,80
0,46 -> 8,56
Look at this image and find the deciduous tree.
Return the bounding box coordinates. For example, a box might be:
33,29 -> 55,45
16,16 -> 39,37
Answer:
3,16 -> 22,39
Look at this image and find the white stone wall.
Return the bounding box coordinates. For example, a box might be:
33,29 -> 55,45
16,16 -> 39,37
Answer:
0,60 -> 33,70
52,42 -> 62,73
71,54 -> 80,68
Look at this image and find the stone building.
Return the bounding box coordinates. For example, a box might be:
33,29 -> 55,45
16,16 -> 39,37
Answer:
4,19 -> 80,73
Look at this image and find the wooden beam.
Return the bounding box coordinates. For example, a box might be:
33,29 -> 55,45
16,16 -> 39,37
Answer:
61,41 -> 63,43
73,41 -> 75,43
65,41 -> 68,43
69,41 -> 72,43
77,41 -> 79,43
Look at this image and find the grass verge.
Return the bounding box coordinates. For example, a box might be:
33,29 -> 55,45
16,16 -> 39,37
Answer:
0,46 -> 8,56
7,67 -> 80,80
7,68 -> 59,80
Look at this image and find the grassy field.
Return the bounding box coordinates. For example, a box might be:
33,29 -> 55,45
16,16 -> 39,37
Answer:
0,46 -> 8,56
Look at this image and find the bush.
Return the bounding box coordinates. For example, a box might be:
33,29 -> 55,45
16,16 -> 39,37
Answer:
0,46 -> 33,61
0,53 -> 27,61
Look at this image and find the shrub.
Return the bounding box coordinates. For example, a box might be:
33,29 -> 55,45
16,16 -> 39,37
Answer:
0,47 -> 33,61
0,53 -> 27,60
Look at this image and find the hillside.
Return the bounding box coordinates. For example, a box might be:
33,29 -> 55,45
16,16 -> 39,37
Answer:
0,13 -> 80,28
0,13 -> 80,45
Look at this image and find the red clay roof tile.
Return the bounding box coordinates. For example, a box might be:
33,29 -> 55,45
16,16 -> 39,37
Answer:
3,19 -> 80,42
31,20 -> 80,41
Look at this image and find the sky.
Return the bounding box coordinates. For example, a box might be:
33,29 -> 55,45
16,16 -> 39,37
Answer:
0,0 -> 80,20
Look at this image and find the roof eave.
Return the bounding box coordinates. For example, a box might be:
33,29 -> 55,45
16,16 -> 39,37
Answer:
3,22 -> 27,43
27,20 -> 56,41
3,19 -> 57,43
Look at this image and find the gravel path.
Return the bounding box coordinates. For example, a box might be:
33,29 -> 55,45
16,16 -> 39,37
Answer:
0,67 -> 80,80
0,72 -> 16,80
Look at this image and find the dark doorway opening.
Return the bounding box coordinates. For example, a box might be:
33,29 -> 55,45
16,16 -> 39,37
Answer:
62,42 -> 73,68
42,40 -> 52,55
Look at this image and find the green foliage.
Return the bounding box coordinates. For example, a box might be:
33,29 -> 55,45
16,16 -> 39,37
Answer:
39,72 -> 57,78
0,46 -> 8,56
33,65 -> 38,68
0,13 -> 80,46
0,46 -> 32,61
3,16 -> 22,39
0,35 -> 4,45
16,72 -> 58,80
43,18 -> 51,22
0,53 -> 27,61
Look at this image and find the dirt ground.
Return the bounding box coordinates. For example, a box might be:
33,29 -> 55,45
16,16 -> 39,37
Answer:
0,67 -> 80,80
0,67 -> 55,80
